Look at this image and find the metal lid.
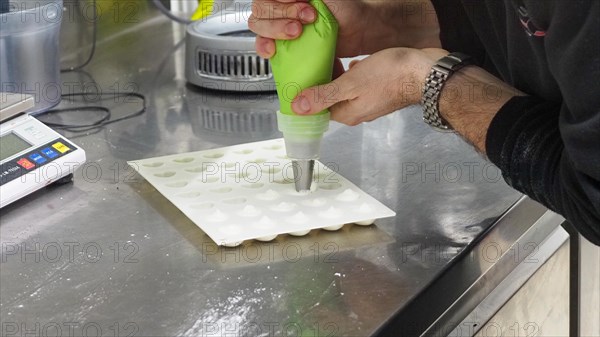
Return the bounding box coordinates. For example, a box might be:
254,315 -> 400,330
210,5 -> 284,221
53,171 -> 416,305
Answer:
185,10 -> 275,92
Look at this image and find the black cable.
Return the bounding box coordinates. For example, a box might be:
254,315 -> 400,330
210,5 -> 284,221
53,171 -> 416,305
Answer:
61,0 -> 97,72
39,92 -> 146,133
42,106 -> 111,129
152,0 -> 193,24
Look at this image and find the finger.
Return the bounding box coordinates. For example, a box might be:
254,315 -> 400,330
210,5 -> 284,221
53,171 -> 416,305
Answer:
329,99 -> 372,126
251,1 -> 315,22
330,100 -> 360,125
291,72 -> 358,115
255,36 -> 276,58
248,15 -> 303,39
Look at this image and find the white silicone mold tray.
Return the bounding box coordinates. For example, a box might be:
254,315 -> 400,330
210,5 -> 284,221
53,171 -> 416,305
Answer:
128,139 -> 395,246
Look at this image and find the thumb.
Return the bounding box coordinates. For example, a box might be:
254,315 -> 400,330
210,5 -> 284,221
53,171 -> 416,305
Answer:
291,71 -> 357,115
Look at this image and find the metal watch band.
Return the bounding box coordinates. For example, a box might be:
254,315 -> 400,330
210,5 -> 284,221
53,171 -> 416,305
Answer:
421,52 -> 472,131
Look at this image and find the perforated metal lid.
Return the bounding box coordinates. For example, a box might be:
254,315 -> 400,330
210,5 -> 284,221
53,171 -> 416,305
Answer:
185,10 -> 275,92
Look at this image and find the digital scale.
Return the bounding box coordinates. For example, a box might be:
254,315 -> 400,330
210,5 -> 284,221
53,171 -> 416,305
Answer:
0,93 -> 86,208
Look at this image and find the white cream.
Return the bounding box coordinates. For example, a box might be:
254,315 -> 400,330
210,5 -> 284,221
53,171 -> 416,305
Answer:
254,216 -> 276,229
257,189 -> 280,201
207,210 -> 228,222
270,202 -> 296,212
335,188 -> 360,201
238,205 -> 261,217
319,206 -> 342,219
302,198 -> 327,207
288,211 -> 309,224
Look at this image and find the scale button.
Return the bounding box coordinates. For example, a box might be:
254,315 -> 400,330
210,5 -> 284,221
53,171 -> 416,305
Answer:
17,158 -> 35,170
52,142 -> 70,154
41,147 -> 58,159
29,153 -> 47,164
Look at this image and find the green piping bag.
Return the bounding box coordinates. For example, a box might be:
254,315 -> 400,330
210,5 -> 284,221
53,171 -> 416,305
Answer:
270,0 -> 338,191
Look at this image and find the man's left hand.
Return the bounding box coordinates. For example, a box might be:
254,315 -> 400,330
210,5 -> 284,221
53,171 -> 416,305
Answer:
290,48 -> 448,125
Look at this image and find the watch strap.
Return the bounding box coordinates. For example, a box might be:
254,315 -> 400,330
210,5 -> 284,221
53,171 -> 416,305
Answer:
422,52 -> 472,131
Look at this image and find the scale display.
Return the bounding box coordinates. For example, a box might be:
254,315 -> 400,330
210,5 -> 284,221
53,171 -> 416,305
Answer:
0,132 -> 32,162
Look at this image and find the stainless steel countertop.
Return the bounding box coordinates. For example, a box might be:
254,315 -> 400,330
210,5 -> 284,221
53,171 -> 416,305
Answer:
0,5 -> 537,336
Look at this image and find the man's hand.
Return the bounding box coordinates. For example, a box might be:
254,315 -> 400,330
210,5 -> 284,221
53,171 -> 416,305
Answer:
249,0 -> 441,59
289,48 -> 446,125
249,0 -> 369,58
290,47 -> 524,153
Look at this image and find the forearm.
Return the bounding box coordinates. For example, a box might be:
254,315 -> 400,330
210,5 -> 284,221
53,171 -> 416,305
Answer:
437,66 -> 524,153
429,61 -> 599,244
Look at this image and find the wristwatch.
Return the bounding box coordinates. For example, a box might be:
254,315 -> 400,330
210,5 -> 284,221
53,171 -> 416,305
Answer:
421,52 -> 472,131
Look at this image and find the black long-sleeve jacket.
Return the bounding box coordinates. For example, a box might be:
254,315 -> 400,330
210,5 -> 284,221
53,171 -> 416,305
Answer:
430,0 -> 600,245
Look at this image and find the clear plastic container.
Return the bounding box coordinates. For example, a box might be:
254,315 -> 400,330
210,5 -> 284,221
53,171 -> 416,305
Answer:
0,0 -> 63,114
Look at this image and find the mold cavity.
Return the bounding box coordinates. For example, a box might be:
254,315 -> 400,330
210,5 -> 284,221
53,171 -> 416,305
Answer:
210,187 -> 232,193
224,162 -> 239,169
263,144 -> 283,151
276,154 -> 289,160
249,158 -> 267,164
319,182 -> 342,191
322,223 -> 345,231
222,197 -> 247,205
234,149 -> 253,155
302,198 -> 327,207
154,171 -> 176,178
165,181 -> 188,188
335,189 -> 360,202
173,157 -> 194,163
199,176 -> 219,183
257,189 -> 280,201
242,183 -> 264,189
142,162 -> 163,168
189,202 -> 214,210
236,171 -> 249,180
288,229 -> 310,237
354,219 -> 375,226
203,152 -> 224,159
313,172 -> 339,183
177,191 -> 202,199
261,167 -> 282,174
185,167 -> 204,173
271,202 -> 296,212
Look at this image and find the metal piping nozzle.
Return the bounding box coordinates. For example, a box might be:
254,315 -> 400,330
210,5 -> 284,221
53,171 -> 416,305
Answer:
292,159 -> 314,192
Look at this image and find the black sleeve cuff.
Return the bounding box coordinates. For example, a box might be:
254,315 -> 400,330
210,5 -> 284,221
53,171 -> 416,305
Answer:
485,96 -> 545,168
486,96 -> 600,245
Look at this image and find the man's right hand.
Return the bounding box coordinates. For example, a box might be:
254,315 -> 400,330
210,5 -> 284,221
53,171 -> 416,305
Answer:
248,0 -> 441,59
249,0 -> 369,59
